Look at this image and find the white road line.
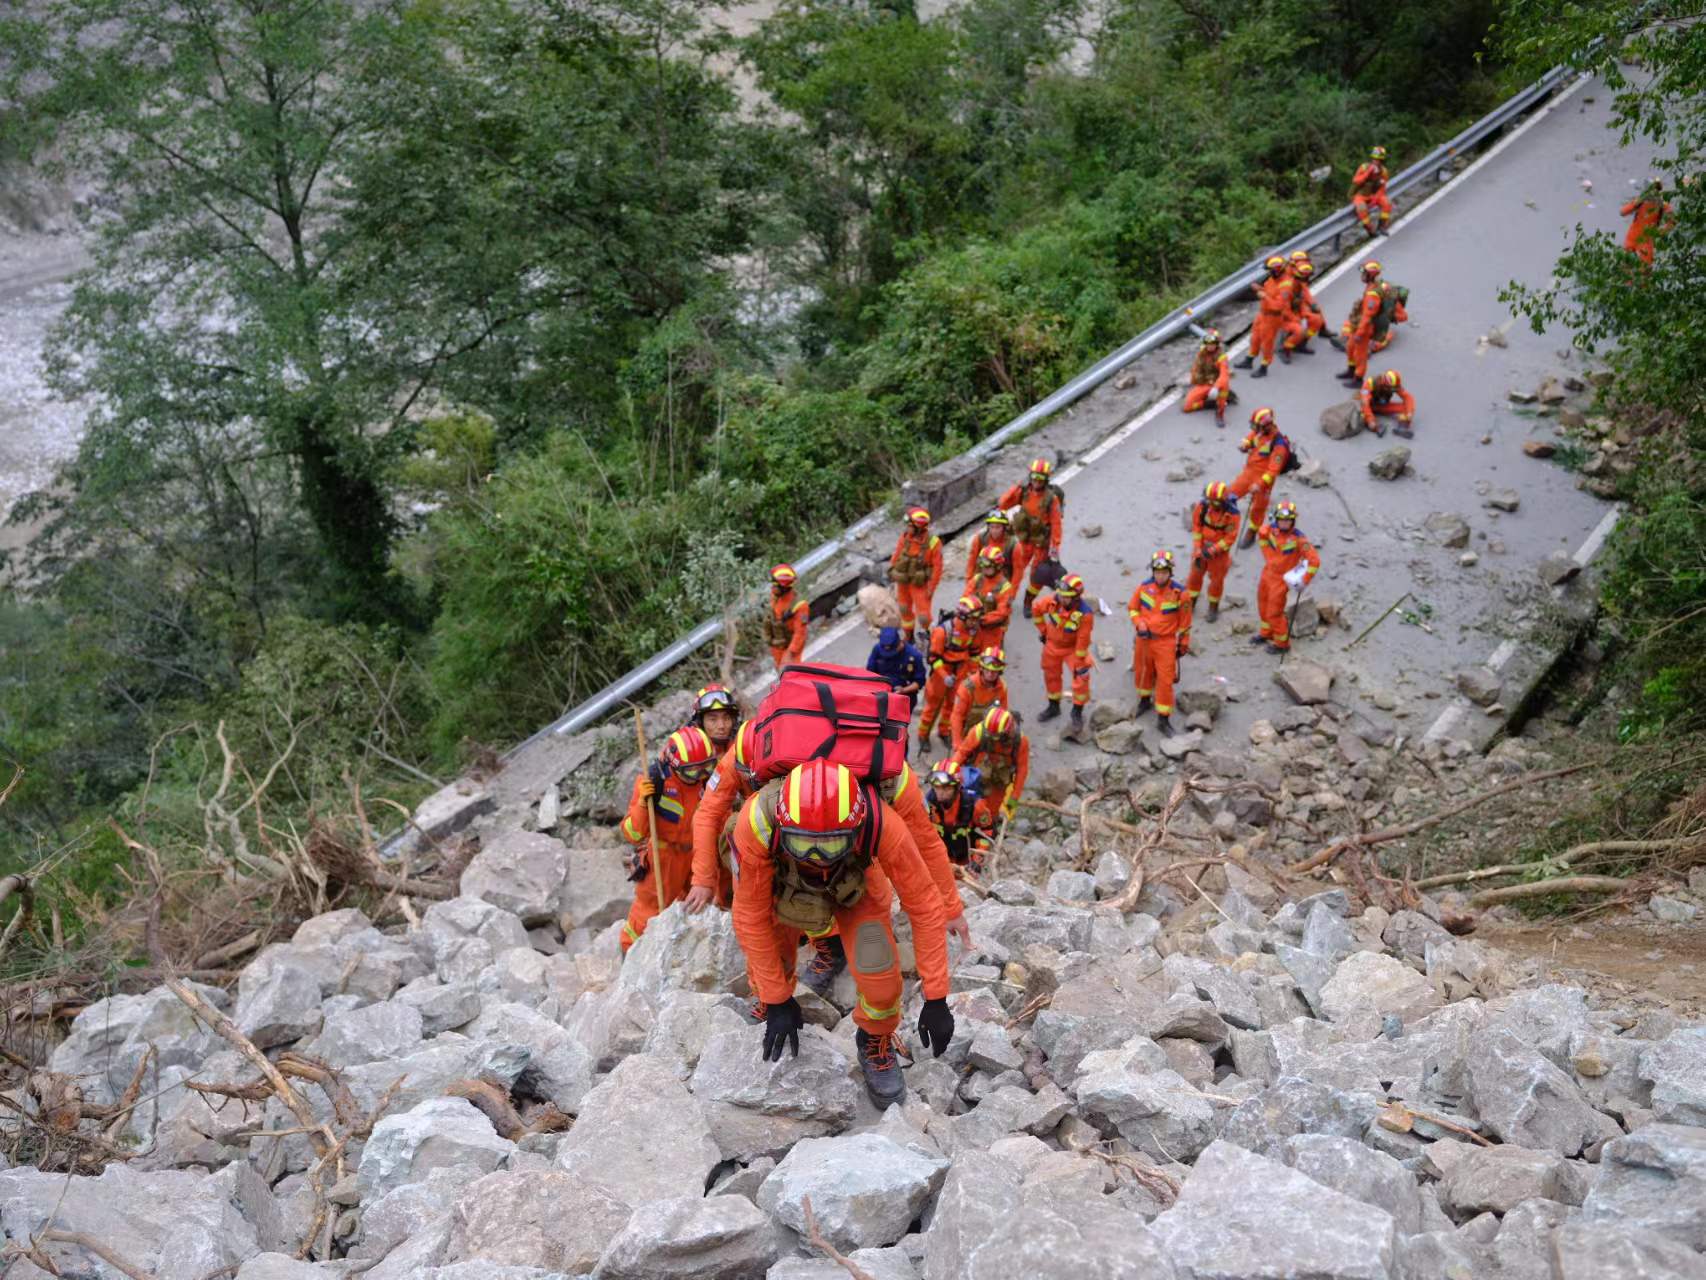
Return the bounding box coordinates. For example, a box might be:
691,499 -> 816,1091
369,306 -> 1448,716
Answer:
741,608 -> 869,700
1572,506 -> 1621,566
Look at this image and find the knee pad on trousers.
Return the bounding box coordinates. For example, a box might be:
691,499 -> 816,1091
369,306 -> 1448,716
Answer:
851,920 -> 895,974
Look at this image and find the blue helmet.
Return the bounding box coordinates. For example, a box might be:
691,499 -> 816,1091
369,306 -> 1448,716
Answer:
878,626 -> 901,653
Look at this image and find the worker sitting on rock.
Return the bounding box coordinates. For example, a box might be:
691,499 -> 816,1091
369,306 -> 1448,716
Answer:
1129,550 -> 1193,738
1182,328 -> 1233,428
950,646 -> 1009,748
620,727 -> 719,950
927,759 -> 995,878
995,459 -> 1065,618
1188,482 -> 1240,622
1230,407 -> 1291,544
866,626 -> 928,700
918,594 -> 983,747
888,507 -> 943,646
966,509 -> 1015,585
1351,145 -> 1392,237
1360,369 -> 1416,438
1034,573 -> 1095,740
965,548 -> 1016,655
1233,257 -> 1300,379
951,706 -> 1030,826
1284,254 -> 1325,355
1255,500 -> 1320,655
731,759 -> 956,1108
764,564 -> 809,670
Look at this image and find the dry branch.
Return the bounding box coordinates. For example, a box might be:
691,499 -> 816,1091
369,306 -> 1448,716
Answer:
1415,838 -> 1697,890
447,1078 -> 572,1141
39,1229 -> 157,1280
1107,776 -> 1196,913
800,1196 -> 878,1280
1377,1101 -> 1493,1147
1470,875 -> 1633,907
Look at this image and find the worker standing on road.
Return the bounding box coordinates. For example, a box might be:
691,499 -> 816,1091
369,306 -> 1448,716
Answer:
888,507 -> 943,646
1284,254 -> 1325,355
1621,179 -> 1674,266
966,510 -> 1015,585
764,564 -> 809,670
1351,145 -> 1392,237
732,759 -> 955,1108
1360,369 -> 1416,438
918,595 -> 983,747
1254,501 -> 1321,655
1182,329 -> 1233,428
965,548 -> 1016,653
1335,261 -> 1388,384
1034,572 -> 1094,740
996,459 -> 1065,618
1233,257 -> 1299,379
866,626 -> 928,701
620,727 -> 719,951
1128,551 -> 1193,739
1230,408 -> 1292,544
1187,482 -> 1240,622
951,706 -> 1031,825
950,646 -> 1009,747
927,759 -> 995,878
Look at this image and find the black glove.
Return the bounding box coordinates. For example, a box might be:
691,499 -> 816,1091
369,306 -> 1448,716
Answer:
762,996 -> 804,1061
917,998 -> 955,1058
1193,556 -> 1207,573
647,761 -> 669,791
624,847 -> 649,883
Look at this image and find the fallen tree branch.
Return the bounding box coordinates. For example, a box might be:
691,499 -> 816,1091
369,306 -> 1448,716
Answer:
1415,838 -> 1697,890
39,1229 -> 157,1280
1108,776 -> 1196,913
1470,875 -> 1632,907
194,929 -> 267,971
800,1196 -> 877,1280
1377,1101 -> 1494,1147
1288,762 -> 1603,874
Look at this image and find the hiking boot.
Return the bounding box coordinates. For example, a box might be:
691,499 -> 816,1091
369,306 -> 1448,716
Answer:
936,725 -> 954,745
1336,368 -> 1360,383
1215,407 -> 1227,429
1156,714 -> 1176,738
1038,699 -> 1062,722
1207,602 -> 1220,622
1021,595 -> 1034,619
1266,642 -> 1289,656
1294,341 -> 1316,354
856,1029 -> 906,1109
967,851 -> 987,879
1065,704 -> 1087,742
1134,696 -> 1153,718
1393,425 -> 1414,438
1251,363 -> 1268,379
1232,353 -> 1254,370
1240,527 -> 1257,549
1249,634 -> 1269,646
1278,346 -> 1292,365
801,935 -> 846,998
1327,334 -> 1347,352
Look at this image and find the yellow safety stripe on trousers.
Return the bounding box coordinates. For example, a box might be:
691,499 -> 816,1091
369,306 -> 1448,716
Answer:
858,993 -> 902,1021
621,921 -> 640,944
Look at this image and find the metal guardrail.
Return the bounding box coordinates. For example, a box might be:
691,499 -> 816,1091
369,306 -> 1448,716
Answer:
514,57 -> 1581,755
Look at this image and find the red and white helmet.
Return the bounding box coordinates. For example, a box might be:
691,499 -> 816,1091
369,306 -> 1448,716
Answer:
774,760 -> 867,866
906,506 -> 931,529
771,563 -> 797,588
663,726 -> 717,783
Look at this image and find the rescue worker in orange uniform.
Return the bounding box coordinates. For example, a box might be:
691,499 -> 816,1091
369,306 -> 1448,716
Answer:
1351,145 -> 1391,237
918,595 -> 983,746
688,683 -> 740,756
1182,329 -> 1233,428
949,646 -> 1009,748
1233,257 -> 1300,379
1128,551 -> 1193,738
1187,481 -> 1240,622
1335,261 -> 1406,382
764,564 -> 809,670
1034,572 -> 1094,739
951,706 -> 1030,822
995,459 -> 1065,617
620,726 -> 719,950
965,548 -> 1016,654
1621,179 -> 1674,266
966,509 -> 1015,585
1284,254 -> 1325,354
1360,368 -> 1416,438
888,507 -> 943,645
927,759 -> 995,878
1254,500 -> 1321,655
1230,407 -> 1291,544
733,759 -> 955,1107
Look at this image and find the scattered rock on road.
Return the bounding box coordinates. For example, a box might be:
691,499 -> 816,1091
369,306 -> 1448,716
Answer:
1484,489 -> 1521,513
1539,551 -> 1581,586
1319,401 -> 1363,440
1424,512 -> 1472,548
1523,439 -> 1557,458
1274,660 -> 1335,705
1455,667 -> 1503,707
1368,446 -> 1411,480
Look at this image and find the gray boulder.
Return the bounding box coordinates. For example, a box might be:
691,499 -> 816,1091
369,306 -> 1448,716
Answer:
49,983 -> 224,1105
1220,1077 -> 1378,1159
358,1097 -> 515,1199
1320,400 -> 1364,440
964,1203 -> 1178,1279
619,901 -> 749,1004
467,1002 -> 596,1112
758,1133 -> 950,1252
460,830 -> 569,925
395,977 -> 482,1035
446,1169 -> 628,1273
562,843 -> 641,932
594,1194 -> 782,1279
924,1151 -> 1022,1280
1274,661 -> 1334,706
1318,951 -> 1443,1025
689,1026 -> 859,1125
1074,1054 -> 1218,1163
1151,1140 -> 1396,1280
1548,1220 -> 1706,1280
353,1167 -> 480,1262
1045,869 -> 1097,902
1431,1142 -> 1580,1217
309,1000 -> 424,1069
418,896 -> 531,983
235,1256 -> 335,1280
1455,667 -> 1502,707
1368,446 -> 1411,481
235,963 -> 325,1050
557,1054 -> 720,1205
1424,512 -> 1472,548
1282,1134 -> 1425,1236
1640,1028 -> 1706,1125
1581,1123 -> 1706,1250
1466,1029 -> 1618,1155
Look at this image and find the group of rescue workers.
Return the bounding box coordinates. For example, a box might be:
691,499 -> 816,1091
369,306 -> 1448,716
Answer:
602,152 -> 1684,1114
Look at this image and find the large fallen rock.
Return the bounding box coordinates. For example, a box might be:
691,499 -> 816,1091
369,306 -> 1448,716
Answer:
1580,1123 -> 1706,1250
1641,1028 -> 1706,1126
417,897 -> 531,984
561,843 -> 635,932
358,1097 -> 515,1199
593,1194 -> 783,1279
964,1202 -> 1179,1279
758,1132 -> 950,1252
689,1026 -> 859,1126
1074,1052 -> 1218,1163
1431,1141 -> 1582,1217
1318,951 -> 1443,1025
1274,661 -> 1335,706
465,1001 -> 596,1112
1465,1029 -> 1619,1156
50,983 -> 224,1104
619,901 -> 749,1004
1320,400 -> 1364,440
459,830 -> 570,925
444,1169 -> 629,1272
555,1054 -> 720,1205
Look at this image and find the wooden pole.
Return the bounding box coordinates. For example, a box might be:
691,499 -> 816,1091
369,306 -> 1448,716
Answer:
634,709 -> 667,912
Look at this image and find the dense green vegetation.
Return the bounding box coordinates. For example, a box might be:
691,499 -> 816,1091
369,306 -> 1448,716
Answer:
0,0 -> 1507,884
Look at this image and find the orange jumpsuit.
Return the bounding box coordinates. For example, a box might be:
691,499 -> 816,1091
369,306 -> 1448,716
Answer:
1621,197 -> 1672,266
951,722 -> 1031,818
1248,275 -> 1302,368
1182,347 -> 1231,414
1342,284 -> 1383,379
689,737 -> 757,898
966,529 -> 1015,584
1256,523 -> 1321,650
732,794 -> 949,1035
1351,161 -> 1391,233
1360,378 -> 1416,433
996,481 -> 1063,603
918,614 -> 980,743
765,590 -> 809,670
889,528 -> 943,639
619,771 -> 707,950
949,671 -> 1009,747
1128,578 -> 1193,718
1229,426 -> 1289,530
1034,592 -> 1094,706
964,568 -> 1015,655
1286,273 -> 1326,347
928,789 -> 994,870
1187,497 -> 1239,608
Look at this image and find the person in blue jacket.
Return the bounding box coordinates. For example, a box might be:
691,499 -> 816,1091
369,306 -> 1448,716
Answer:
867,626 -> 927,701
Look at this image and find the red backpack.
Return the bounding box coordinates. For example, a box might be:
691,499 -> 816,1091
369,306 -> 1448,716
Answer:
750,663 -> 911,785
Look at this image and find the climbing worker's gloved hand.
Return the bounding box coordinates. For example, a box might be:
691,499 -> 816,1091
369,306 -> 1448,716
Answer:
917,998 -> 955,1058
623,848 -> 649,883
762,996 -> 804,1061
